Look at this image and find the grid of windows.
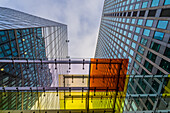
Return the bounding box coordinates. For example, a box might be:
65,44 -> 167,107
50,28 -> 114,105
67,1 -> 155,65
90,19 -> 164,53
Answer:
95,0 -> 170,112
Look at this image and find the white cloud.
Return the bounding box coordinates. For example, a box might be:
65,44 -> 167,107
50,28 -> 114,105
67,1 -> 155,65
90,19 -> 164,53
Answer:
0,0 -> 104,58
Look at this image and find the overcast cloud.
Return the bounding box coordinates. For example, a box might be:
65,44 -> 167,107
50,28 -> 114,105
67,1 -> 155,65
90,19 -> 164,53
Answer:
0,0 -> 104,58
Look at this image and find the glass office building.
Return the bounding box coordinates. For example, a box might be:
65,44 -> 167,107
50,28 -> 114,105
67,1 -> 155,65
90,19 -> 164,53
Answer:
0,7 -> 68,110
95,0 -> 170,112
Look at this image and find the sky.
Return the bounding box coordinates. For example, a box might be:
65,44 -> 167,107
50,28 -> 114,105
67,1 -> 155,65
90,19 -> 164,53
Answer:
0,0 -> 104,58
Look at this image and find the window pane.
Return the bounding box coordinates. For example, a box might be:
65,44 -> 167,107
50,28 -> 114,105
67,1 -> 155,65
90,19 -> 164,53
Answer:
147,51 -> 157,62
151,0 -> 160,7
144,61 -> 153,72
164,47 -> 170,58
134,61 -> 140,70
164,0 -> 170,5
160,59 -> 170,73
133,35 -> 138,41
154,31 -> 164,40
143,29 -> 150,36
131,42 -> 136,49
146,20 -> 153,27
137,19 -> 143,25
157,20 -> 168,29
142,2 -> 148,8
140,38 -> 147,46
136,54 -> 142,62
150,42 -> 160,52
135,27 -> 141,33
138,46 -> 145,54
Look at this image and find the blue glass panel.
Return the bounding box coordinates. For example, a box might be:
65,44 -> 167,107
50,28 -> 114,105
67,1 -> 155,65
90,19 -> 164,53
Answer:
151,0 -> 160,7
135,27 -> 141,33
157,20 -> 168,29
4,44 -> 9,50
164,0 -> 170,5
0,31 -> 5,36
133,35 -> 138,41
154,31 -> 164,40
142,2 -> 148,8
143,29 -> 150,36
131,19 -> 135,24
130,49 -> 134,56
138,46 -> 145,54
137,19 -> 143,25
2,37 -> 7,42
135,4 -> 139,9
146,20 -> 153,27
131,42 -> 136,49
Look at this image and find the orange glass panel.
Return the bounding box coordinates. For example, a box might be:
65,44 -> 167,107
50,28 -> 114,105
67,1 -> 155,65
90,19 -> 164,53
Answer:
90,59 -> 128,92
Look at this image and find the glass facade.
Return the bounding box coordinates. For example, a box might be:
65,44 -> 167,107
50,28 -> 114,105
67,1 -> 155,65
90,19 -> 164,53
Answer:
95,0 -> 170,112
0,7 -> 68,110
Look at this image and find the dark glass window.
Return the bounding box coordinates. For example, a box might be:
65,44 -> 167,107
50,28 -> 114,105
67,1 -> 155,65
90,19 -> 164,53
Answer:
133,11 -> 137,16
150,42 -> 160,52
164,47 -> 170,58
123,12 -> 126,16
148,10 -> 157,17
153,31 -> 164,40
160,59 -> 170,73
160,8 -> 170,17
141,69 -> 148,75
147,51 -> 157,62
144,60 -> 153,72
139,11 -> 145,17
128,12 -> 131,16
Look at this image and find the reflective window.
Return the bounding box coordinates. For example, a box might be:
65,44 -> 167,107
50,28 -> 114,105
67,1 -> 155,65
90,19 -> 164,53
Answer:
140,38 -> 148,46
131,19 -> 136,24
143,29 -> 150,36
138,46 -> 145,54
151,0 -> 160,7
154,31 -> 164,40
130,49 -> 134,56
135,4 -> 140,9
135,27 -> 141,33
133,35 -> 138,41
130,26 -> 134,31
142,2 -> 148,8
136,54 -> 142,62
146,20 -> 153,27
131,42 -> 136,49
164,0 -> 170,5
134,61 -> 140,70
157,20 -> 168,29
137,19 -> 143,25
150,42 -> 160,52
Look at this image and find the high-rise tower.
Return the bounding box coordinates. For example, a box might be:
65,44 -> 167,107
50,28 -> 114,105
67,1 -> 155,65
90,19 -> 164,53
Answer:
95,0 -> 170,111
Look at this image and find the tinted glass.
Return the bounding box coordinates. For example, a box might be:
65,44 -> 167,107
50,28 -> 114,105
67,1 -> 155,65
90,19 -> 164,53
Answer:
151,0 -> 160,7
164,0 -> 170,5
143,29 -> 150,36
146,20 -> 153,27
157,20 -> 168,29
142,2 -> 148,8
154,31 -> 164,40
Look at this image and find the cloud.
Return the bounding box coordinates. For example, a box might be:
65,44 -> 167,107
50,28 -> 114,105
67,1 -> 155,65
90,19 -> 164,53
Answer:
0,0 -> 104,58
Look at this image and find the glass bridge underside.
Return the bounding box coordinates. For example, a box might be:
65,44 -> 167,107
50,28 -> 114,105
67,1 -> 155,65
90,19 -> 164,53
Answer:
0,58 -> 169,113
